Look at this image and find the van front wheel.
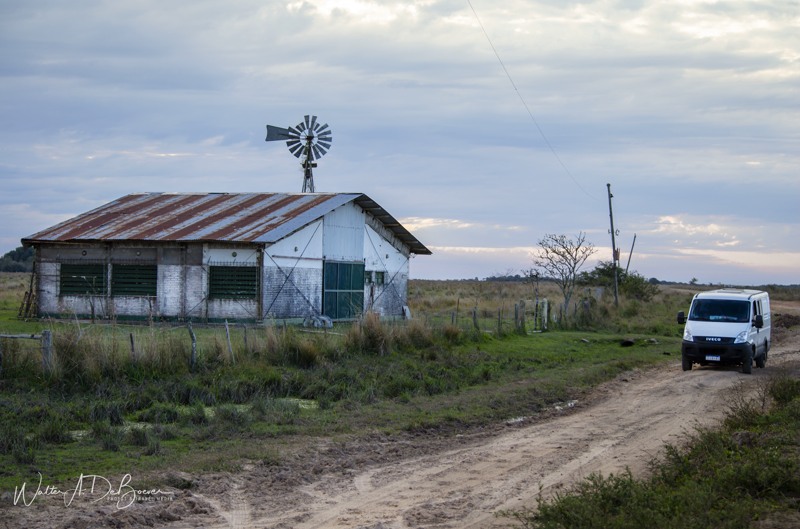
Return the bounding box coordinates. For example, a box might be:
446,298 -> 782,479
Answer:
682,354 -> 692,371
742,348 -> 753,374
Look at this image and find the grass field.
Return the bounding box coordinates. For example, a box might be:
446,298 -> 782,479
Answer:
0,272 -> 683,492
2,272 -> 799,527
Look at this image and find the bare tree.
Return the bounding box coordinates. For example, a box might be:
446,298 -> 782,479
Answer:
531,232 -> 596,318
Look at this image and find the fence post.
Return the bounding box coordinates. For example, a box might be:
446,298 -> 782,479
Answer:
129,333 -> 136,361
187,322 -> 197,372
472,309 -> 479,331
0,338 -> 3,378
41,330 -> 53,373
224,320 -> 235,364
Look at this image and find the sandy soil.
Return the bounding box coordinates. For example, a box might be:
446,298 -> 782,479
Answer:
7,323 -> 800,529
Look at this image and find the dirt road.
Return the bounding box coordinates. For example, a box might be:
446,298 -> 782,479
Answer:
12,329 -> 799,529
157,332 -> 795,529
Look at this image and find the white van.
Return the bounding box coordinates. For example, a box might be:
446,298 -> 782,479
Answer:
677,289 -> 770,374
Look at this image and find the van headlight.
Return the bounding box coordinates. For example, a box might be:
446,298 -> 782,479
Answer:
734,330 -> 748,344
683,328 -> 693,342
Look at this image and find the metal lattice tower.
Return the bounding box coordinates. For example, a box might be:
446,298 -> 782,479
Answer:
265,115 -> 332,192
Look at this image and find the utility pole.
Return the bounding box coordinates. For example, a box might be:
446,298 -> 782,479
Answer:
606,183 -> 619,307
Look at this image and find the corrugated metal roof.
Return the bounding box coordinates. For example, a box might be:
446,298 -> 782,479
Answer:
23,193 -> 431,255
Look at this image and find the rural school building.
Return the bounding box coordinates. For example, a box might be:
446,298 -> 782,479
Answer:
21,192 -> 430,322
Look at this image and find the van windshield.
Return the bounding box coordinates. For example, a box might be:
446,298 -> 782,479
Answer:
689,299 -> 750,323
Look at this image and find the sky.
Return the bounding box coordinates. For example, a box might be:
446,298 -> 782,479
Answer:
1,0 -> 798,285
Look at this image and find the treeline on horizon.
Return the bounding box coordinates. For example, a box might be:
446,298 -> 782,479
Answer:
1,246 -> 796,289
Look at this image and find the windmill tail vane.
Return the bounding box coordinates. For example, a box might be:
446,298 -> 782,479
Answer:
265,115 -> 332,193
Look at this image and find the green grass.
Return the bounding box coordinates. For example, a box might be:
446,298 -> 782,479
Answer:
0,329 -> 677,491
2,274 -> 794,518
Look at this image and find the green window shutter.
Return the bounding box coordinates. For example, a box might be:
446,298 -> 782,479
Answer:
209,266 -> 259,299
60,263 -> 107,295
322,261 -> 364,319
112,265 -> 157,296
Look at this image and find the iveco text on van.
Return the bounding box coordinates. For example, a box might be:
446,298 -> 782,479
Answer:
677,289 -> 770,374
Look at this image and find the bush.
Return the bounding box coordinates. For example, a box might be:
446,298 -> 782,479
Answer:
91,421 -> 123,452
251,397 -> 301,425
344,312 -> 392,355
37,414 -> 73,444
90,400 -> 125,426
137,403 -> 180,423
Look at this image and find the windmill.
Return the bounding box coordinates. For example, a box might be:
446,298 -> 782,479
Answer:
265,115 -> 332,193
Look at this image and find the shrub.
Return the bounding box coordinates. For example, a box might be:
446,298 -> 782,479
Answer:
90,400 -> 125,426
126,426 -> 150,447
768,374 -> 800,405
137,403 -> 180,424
344,312 -> 392,355
37,414 -> 73,444
214,404 -> 252,429
91,421 -> 123,452
251,397 -> 301,425
186,402 -> 208,425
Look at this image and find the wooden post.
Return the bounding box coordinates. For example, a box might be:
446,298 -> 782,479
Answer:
0,338 -> 4,378
472,309 -> 479,331
129,333 -> 136,361
224,320 -> 235,364
41,330 -> 53,373
187,322 -> 197,372
498,308 -> 502,336
241,324 -> 248,353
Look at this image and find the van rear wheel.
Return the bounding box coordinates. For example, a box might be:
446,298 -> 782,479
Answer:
756,347 -> 767,369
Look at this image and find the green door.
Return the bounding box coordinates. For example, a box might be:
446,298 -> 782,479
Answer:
323,261 -> 365,319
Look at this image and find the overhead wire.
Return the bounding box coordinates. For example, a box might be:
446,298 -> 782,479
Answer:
466,0 -> 596,200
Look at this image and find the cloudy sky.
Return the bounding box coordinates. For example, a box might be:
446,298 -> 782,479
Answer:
1,0 -> 798,285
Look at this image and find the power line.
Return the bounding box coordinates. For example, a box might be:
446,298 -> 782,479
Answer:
467,0 -> 595,199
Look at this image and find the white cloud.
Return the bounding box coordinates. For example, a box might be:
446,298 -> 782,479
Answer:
1,0 -> 798,284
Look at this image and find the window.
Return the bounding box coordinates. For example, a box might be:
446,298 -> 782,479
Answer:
375,271 -> 385,286
323,261 -> 365,319
112,264 -> 157,296
209,266 -> 259,299
60,263 -> 107,296
689,299 -> 749,323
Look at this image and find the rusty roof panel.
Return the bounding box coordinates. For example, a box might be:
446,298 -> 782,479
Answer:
22,192 -> 431,255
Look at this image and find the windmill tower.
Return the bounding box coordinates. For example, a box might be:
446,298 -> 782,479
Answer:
265,115 -> 333,193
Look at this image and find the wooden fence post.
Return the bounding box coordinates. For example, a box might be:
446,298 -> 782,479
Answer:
129,333 -> 136,361
224,320 -> 235,364
41,330 -> 53,373
497,308 -> 503,336
187,322 -> 197,372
